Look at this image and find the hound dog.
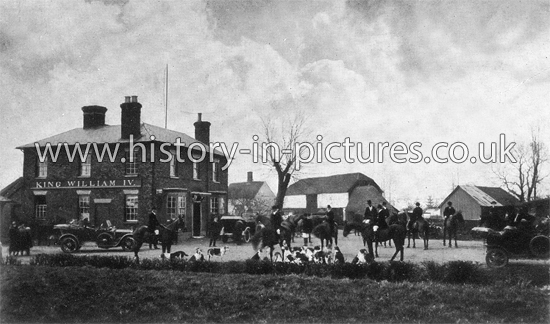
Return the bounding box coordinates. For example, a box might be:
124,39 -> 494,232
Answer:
161,251 -> 189,260
189,248 -> 205,262
333,246 -> 345,264
351,249 -> 373,265
207,246 -> 229,261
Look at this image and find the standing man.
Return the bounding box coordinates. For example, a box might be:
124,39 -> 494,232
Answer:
364,200 -> 377,222
326,205 -> 336,236
443,201 -> 456,246
148,207 -> 160,249
209,217 -> 222,247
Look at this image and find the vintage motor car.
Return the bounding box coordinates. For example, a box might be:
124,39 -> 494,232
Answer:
53,220 -> 135,253
219,214 -> 257,243
473,224 -> 549,268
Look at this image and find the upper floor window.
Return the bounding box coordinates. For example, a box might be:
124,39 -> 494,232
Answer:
125,195 -> 138,221
79,155 -> 91,177
212,159 -> 220,182
192,153 -> 201,180
125,148 -> 139,175
169,149 -> 178,177
36,156 -> 47,178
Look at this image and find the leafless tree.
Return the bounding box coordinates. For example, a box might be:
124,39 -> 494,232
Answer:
258,109 -> 311,209
229,197 -> 272,216
493,126 -> 548,202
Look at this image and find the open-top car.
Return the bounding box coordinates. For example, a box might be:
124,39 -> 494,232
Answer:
220,214 -> 257,244
53,220 -> 135,253
473,224 -> 549,268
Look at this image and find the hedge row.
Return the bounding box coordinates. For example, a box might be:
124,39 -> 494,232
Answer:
5,254 -> 548,286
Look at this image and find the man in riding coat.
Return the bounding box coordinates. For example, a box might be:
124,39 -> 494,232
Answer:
443,201 -> 456,245
148,208 -> 160,249
410,202 -> 423,235
364,200 -> 377,222
377,202 -> 389,230
270,205 -> 283,236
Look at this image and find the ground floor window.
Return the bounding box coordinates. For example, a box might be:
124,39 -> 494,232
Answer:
167,193 -> 186,219
35,195 -> 47,220
79,195 -> 90,221
209,196 -> 225,215
125,195 -> 138,221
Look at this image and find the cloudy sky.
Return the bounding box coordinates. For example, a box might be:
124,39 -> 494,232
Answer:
1,0 -> 549,207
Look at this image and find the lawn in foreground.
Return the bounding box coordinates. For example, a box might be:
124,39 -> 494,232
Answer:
1,265 -> 548,323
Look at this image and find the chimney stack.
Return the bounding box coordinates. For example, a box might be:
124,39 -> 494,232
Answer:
82,106 -> 107,129
194,113 -> 211,145
120,95 -> 142,139
247,171 -> 253,183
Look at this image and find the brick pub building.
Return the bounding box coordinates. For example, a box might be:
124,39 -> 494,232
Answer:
11,96 -> 228,241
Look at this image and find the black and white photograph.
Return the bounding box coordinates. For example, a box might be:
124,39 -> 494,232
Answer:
1,0 -> 549,323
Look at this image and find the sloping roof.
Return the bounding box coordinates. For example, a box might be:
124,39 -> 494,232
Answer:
286,172 -> 381,196
0,177 -> 23,199
228,182 -> 266,200
439,185 -> 520,208
346,185 -> 397,215
476,186 -> 520,206
16,123 -> 224,156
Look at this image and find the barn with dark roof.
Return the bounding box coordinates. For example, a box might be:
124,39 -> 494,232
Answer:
284,172 -> 392,222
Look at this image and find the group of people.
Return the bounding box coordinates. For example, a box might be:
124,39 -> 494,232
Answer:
479,201 -> 537,233
362,200 -> 392,230
8,221 -> 33,256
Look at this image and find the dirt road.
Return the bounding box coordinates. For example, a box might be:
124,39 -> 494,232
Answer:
3,231 -> 549,267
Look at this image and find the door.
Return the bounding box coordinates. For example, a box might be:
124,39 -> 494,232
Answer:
95,204 -> 111,227
193,202 -> 201,237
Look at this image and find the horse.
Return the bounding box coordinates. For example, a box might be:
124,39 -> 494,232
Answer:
408,217 -> 430,250
279,214 -> 304,250
250,214 -> 280,261
311,220 -> 338,250
343,220 -> 407,261
8,224 -> 33,256
445,211 -> 465,248
132,215 -> 185,262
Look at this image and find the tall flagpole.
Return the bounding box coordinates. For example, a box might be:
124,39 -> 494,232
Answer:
164,64 -> 168,129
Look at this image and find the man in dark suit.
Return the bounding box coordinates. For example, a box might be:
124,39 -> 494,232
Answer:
409,202 -> 423,235
270,205 -> 283,235
443,201 -> 456,246
377,202 -> 389,230
364,200 -> 377,222
326,205 -> 336,235
148,208 -> 160,249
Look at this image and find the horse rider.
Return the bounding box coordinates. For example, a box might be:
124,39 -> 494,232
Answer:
410,202 -> 423,236
148,207 -> 160,249
363,200 -> 377,222
326,205 -> 336,236
480,201 -> 500,231
270,205 -> 283,236
443,201 -> 456,244
378,202 -> 389,229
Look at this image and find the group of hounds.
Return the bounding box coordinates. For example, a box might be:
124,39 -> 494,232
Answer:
160,245 -> 373,265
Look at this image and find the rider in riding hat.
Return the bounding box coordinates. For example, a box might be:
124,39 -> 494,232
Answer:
410,202 -> 423,237
270,205 -> 283,236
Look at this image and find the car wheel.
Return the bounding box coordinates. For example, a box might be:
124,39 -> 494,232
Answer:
121,236 -> 135,251
60,237 -> 79,253
529,235 -> 550,258
243,228 -> 251,243
486,248 -> 508,268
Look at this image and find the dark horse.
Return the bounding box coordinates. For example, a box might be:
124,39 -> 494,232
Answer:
402,210 -> 430,250
311,220 -> 338,250
343,221 -> 407,261
279,214 -> 305,250
250,215 -> 279,261
445,211 -> 465,248
132,215 -> 185,262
